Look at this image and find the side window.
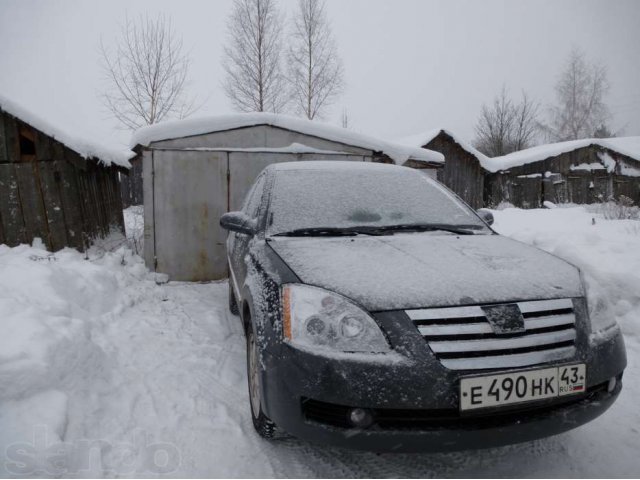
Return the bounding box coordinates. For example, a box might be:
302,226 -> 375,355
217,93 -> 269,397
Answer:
242,174 -> 266,219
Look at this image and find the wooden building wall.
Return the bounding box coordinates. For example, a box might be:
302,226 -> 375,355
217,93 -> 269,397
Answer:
485,145 -> 640,208
423,132 -> 485,209
121,156 -> 143,207
0,109 -> 125,251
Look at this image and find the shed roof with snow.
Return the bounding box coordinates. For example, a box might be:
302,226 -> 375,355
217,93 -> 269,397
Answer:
397,128 -> 490,168
131,113 -> 444,166
484,136 -> 640,209
0,94 -> 129,251
484,136 -> 640,173
0,94 -> 133,168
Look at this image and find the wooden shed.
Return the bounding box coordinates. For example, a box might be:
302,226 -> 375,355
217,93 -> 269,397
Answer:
130,113 -> 444,281
398,129 -> 488,209
0,95 -> 130,251
484,137 -> 640,208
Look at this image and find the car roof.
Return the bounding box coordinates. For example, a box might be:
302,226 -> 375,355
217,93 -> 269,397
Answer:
267,160 -> 414,173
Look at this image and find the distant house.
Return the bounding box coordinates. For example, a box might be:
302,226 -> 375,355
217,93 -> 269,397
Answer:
484,137 -> 640,208
129,113 -> 444,281
397,129 -> 489,209
0,95 -> 131,251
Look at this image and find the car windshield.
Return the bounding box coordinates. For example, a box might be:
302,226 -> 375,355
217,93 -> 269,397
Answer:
267,166 -> 491,236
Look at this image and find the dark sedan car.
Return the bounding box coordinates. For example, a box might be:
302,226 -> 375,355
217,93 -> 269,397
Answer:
220,160 -> 626,452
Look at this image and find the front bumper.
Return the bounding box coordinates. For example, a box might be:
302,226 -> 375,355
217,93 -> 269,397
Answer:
278,379 -> 621,453
260,310 -> 627,452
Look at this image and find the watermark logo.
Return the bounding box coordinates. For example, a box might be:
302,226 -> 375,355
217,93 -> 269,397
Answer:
3,426 -> 181,476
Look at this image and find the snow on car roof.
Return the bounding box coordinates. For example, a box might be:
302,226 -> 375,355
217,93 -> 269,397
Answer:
0,93 -> 133,168
130,112 -> 444,165
268,160 -> 412,172
484,136 -> 640,173
396,128 -> 490,167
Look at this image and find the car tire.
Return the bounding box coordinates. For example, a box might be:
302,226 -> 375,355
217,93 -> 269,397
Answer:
246,327 -> 277,439
229,279 -> 239,315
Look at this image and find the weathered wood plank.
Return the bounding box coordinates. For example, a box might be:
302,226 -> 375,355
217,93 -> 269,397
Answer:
0,111 -> 7,162
35,131 -> 52,160
38,162 -> 68,250
3,115 -> 19,163
52,140 -> 65,162
14,163 -> 50,246
65,148 -> 87,171
77,170 -> 99,243
90,167 -> 107,236
111,170 -> 125,233
0,206 -> 5,245
54,160 -> 85,250
0,163 -> 26,245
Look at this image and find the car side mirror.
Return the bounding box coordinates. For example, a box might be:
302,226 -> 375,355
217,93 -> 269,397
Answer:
220,211 -> 257,236
477,208 -> 494,226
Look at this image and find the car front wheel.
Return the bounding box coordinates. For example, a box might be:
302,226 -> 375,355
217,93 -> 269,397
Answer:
246,327 -> 276,438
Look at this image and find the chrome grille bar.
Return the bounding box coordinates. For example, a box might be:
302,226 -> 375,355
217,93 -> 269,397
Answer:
406,298 -> 578,371
440,346 -> 576,370
429,330 -> 576,353
406,305 -> 484,321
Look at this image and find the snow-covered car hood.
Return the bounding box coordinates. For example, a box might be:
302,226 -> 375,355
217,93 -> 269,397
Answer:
268,233 -> 583,311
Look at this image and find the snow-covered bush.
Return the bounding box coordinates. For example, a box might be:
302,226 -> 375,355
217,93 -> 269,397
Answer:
587,196 -> 639,221
494,201 -> 516,210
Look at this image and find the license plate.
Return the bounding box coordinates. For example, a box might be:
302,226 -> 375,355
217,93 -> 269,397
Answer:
460,364 -> 586,411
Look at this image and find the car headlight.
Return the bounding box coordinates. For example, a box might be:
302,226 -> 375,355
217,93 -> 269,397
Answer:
581,272 -> 618,335
281,284 -> 390,353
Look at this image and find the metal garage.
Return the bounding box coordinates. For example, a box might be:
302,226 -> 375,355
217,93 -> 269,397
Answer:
130,113 -> 443,281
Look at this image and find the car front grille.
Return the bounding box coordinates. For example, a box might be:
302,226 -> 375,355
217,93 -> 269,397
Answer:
406,298 -> 578,371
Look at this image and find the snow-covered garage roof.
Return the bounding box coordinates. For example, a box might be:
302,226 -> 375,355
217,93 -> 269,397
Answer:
0,94 -> 133,168
397,128 -> 490,167
130,113 -> 445,165
484,136 -> 640,173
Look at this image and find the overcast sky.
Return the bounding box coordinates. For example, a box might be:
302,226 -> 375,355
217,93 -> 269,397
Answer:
0,0 -> 638,151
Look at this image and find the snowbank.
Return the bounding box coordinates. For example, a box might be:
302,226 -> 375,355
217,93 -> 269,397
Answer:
397,128 -> 490,166
0,242 -> 149,475
130,113 -> 444,165
492,206 -> 640,340
484,136 -> 640,173
0,93 -> 133,168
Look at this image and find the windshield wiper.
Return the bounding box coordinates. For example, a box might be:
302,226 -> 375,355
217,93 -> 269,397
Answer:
272,223 -> 481,237
368,223 -> 481,235
272,226 -> 386,237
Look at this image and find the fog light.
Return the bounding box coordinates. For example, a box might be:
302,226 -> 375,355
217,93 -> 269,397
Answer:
608,377 -> 617,393
348,408 -> 373,428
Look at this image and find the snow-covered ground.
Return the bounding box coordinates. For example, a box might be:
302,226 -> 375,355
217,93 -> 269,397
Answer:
1,206 -> 639,477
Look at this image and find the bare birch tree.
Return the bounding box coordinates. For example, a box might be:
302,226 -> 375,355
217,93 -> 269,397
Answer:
223,0 -> 287,112
287,0 -> 344,120
474,86 -> 539,157
543,48 -> 611,141
512,92 -> 540,151
100,14 -> 195,130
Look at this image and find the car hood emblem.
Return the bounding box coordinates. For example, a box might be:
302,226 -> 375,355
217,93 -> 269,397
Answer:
481,304 -> 525,335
